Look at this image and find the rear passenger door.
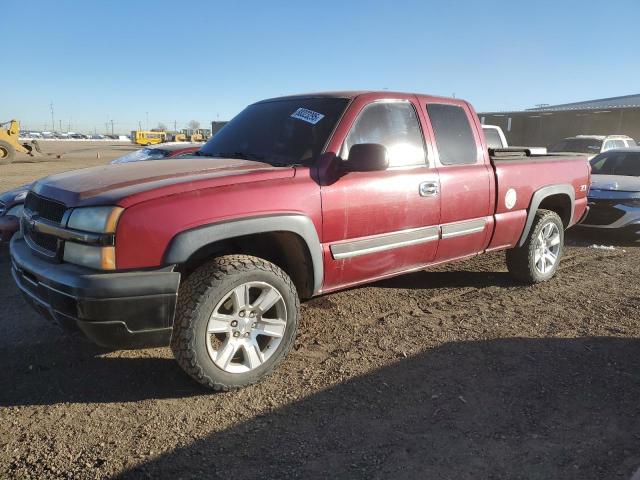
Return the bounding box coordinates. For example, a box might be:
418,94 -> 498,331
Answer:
424,102 -> 493,262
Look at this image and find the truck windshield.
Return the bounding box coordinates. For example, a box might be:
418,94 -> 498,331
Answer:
199,98 -> 349,166
549,138 -> 602,154
590,152 -> 640,176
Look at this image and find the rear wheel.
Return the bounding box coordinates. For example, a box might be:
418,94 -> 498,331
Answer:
171,255 -> 299,391
506,209 -> 564,284
0,141 -> 15,165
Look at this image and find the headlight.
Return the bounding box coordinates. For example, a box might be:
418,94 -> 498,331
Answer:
6,204 -> 24,218
14,191 -> 27,202
67,206 -> 123,233
63,243 -> 116,270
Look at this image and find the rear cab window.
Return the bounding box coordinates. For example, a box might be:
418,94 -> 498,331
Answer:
426,103 -> 478,165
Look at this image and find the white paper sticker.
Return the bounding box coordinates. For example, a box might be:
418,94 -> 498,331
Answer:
291,107 -> 325,125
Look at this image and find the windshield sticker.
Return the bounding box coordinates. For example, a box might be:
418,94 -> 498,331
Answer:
291,108 -> 325,125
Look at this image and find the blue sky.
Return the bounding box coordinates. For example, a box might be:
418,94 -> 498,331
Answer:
2,0 -> 639,133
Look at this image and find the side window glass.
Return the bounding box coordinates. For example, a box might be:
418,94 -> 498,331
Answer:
603,141 -> 614,151
426,103 -> 477,165
342,102 -> 426,167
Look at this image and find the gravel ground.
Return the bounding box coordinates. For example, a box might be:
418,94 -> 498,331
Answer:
1,232 -> 639,479
0,141 -> 137,191
1,143 -> 639,479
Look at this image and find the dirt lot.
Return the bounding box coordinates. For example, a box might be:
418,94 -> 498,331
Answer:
1,143 -> 639,479
0,141 -> 138,192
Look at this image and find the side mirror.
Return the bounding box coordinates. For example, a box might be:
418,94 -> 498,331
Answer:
344,143 -> 389,172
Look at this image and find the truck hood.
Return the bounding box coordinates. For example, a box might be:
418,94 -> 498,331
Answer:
32,157 -> 296,207
590,174 -> 640,193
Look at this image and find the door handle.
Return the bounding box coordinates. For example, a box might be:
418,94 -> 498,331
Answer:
419,181 -> 439,197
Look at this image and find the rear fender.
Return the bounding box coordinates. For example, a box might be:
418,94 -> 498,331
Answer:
518,185 -> 575,246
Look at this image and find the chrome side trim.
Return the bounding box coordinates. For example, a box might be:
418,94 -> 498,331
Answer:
330,226 -> 439,260
22,212 -> 114,246
441,218 -> 486,239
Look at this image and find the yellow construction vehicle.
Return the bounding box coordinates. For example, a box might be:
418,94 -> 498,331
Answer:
0,120 -> 38,165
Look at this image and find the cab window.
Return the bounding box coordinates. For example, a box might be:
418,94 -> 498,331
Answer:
426,103 -> 477,165
341,101 -> 426,168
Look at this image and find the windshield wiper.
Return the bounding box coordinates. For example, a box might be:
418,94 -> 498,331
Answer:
199,151 -> 301,167
194,151 -> 217,157
212,152 -> 267,161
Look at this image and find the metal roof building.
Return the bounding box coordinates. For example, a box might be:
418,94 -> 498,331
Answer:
479,94 -> 640,147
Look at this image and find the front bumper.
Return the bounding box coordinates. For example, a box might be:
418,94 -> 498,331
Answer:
581,199 -> 640,230
10,236 -> 180,349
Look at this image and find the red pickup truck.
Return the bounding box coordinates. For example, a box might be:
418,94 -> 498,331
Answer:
10,91 -> 590,390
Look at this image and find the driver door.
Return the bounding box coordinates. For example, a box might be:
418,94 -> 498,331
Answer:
320,98 -> 441,290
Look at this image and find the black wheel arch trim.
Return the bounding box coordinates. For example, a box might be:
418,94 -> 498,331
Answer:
518,184 -> 575,247
164,214 -> 324,295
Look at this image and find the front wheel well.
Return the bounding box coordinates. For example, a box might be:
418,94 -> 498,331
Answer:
177,231 -> 316,299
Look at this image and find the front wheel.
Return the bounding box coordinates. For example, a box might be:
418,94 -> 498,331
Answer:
506,209 -> 564,284
171,255 -> 299,391
0,140 -> 15,165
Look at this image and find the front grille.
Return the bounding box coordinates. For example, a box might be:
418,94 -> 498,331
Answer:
29,230 -> 59,252
24,192 -> 66,224
584,202 -> 626,226
23,192 -> 67,256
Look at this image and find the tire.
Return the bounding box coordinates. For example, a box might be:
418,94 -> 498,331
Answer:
171,254 -> 299,391
506,209 -> 564,284
0,141 -> 15,165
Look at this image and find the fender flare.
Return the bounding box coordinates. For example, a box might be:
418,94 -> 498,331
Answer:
518,184 -> 575,247
164,214 -> 323,294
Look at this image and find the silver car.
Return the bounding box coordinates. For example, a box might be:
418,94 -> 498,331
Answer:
582,148 -> 640,236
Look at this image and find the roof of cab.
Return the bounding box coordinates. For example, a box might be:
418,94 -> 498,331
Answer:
255,91 -> 465,105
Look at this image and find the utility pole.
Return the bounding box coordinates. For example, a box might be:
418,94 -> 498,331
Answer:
138,120 -> 142,131
174,120 -> 177,131
59,120 -> 62,132
110,119 -> 114,135
50,101 -> 55,132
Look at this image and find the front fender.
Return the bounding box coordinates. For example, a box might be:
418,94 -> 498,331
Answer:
164,214 -> 323,294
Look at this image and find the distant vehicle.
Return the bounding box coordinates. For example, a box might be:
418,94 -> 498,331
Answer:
111,142 -> 201,164
89,134 -> 106,140
549,135 -> 636,160
481,125 -> 547,154
131,130 -> 167,146
482,125 -> 508,149
581,149 -> 640,236
0,185 -> 27,242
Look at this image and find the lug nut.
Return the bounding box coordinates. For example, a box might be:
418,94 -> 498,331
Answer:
231,320 -> 238,327
239,311 -> 246,318
244,332 -> 250,337
252,322 -> 257,329
249,312 -> 256,318
233,332 -> 240,337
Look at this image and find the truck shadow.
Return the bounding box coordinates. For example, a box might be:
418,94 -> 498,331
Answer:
0,339 -> 201,406
114,336 -> 640,480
